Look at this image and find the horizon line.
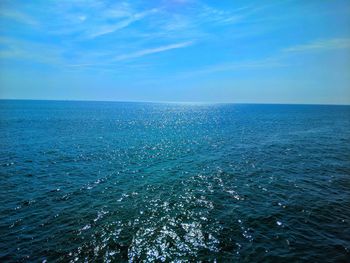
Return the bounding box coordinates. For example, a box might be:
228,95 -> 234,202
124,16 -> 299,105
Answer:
0,98 -> 350,106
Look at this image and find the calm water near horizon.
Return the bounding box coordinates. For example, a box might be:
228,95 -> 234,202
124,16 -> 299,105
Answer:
0,100 -> 349,262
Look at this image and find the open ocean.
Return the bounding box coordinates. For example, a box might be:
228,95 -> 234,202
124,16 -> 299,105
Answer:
0,100 -> 350,262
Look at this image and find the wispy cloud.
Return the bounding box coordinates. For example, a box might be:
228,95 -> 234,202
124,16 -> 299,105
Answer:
174,58 -> 284,80
284,38 -> 350,53
87,8 -> 159,39
115,41 -> 194,61
0,37 -> 64,65
0,9 -> 38,26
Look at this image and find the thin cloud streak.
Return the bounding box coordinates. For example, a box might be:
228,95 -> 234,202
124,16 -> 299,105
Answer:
87,8 -> 159,39
115,41 -> 194,61
0,9 -> 38,26
173,58 -> 284,80
0,37 -> 64,65
284,38 -> 350,53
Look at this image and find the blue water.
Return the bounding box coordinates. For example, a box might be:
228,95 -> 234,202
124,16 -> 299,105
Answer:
1,100 -> 350,262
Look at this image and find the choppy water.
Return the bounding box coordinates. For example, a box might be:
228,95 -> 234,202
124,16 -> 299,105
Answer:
1,100 -> 350,262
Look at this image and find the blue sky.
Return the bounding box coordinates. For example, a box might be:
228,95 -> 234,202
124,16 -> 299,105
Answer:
0,0 -> 350,104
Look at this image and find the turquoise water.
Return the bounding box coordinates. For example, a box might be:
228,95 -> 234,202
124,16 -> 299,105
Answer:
1,100 -> 350,262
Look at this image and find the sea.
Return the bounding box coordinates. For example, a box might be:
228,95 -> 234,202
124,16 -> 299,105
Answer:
1,100 -> 349,262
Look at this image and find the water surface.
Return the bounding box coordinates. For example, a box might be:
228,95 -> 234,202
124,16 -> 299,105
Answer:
1,100 -> 349,262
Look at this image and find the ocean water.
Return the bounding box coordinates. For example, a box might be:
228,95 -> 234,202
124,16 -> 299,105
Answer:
1,100 -> 350,262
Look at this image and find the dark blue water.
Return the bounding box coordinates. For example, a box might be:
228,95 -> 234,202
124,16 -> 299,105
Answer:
1,100 -> 350,262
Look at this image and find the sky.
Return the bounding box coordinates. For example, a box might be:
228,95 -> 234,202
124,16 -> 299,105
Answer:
0,0 -> 350,104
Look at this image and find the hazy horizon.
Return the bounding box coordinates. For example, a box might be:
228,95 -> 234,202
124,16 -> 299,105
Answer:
1,98 -> 350,106
1,0 -> 350,104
